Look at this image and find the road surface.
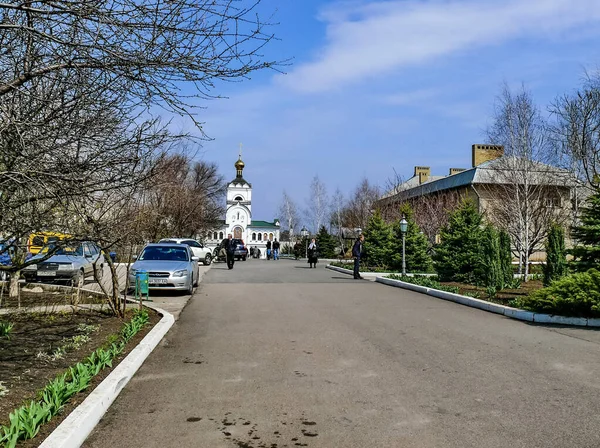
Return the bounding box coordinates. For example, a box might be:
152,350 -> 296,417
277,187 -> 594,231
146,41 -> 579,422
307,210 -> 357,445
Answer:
83,259 -> 600,448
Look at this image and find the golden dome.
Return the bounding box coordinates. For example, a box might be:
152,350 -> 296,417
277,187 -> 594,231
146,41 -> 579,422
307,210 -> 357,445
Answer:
235,157 -> 245,170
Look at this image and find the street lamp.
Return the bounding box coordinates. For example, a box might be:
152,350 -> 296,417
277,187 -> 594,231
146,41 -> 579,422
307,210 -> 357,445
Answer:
300,226 -> 309,258
399,215 -> 408,276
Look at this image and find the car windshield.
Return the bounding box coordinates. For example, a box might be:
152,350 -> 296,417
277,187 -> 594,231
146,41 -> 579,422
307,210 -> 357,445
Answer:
139,246 -> 189,261
40,244 -> 83,256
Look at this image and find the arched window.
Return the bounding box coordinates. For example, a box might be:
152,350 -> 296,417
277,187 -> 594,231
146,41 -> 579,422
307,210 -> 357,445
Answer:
219,232 -> 224,240
237,212 -> 240,220
252,233 -> 256,241
263,233 -> 268,241
234,196 -> 243,201
213,232 -> 217,240
258,233 -> 262,241
269,233 -> 274,241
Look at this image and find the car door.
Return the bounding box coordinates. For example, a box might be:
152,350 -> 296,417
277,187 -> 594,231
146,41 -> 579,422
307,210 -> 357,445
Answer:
81,243 -> 94,276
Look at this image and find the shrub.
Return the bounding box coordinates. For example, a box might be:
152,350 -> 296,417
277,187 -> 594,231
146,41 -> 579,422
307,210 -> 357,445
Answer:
364,210 -> 394,268
544,223 -> 567,286
476,225 -> 503,290
433,200 -> 484,283
316,226 -> 337,259
499,230 -> 513,288
570,191 -> 600,272
387,274 -> 459,294
512,269 -> 600,317
0,321 -> 14,338
390,203 -> 433,273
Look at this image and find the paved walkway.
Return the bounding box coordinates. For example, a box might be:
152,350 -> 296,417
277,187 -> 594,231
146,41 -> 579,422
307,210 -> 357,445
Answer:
83,260 -> 600,448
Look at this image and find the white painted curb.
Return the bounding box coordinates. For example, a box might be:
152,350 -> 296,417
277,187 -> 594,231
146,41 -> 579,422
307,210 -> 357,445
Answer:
39,305 -> 175,448
325,264 -> 434,278
375,276 -> 600,328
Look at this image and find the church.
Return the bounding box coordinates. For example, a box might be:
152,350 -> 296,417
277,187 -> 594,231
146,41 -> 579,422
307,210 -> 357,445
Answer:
204,154 -> 280,258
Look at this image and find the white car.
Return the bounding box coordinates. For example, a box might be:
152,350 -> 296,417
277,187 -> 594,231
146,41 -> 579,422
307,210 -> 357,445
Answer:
158,238 -> 212,265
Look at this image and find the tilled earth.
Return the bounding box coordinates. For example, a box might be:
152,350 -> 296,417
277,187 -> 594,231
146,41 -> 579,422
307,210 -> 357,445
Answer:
0,307 -> 160,445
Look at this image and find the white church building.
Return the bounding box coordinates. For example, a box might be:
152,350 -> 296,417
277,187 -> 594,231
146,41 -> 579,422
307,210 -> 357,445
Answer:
204,155 -> 280,258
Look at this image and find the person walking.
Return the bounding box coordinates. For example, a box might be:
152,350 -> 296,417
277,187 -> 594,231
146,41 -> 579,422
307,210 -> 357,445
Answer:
307,238 -> 318,268
266,240 -> 272,260
272,238 -> 280,260
352,234 -> 365,279
221,233 -> 236,270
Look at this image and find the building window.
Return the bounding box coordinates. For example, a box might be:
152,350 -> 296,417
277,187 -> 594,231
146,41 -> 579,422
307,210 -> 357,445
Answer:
219,232 -> 224,240
213,232 -> 217,240
545,196 -> 561,208
235,196 -> 243,201
263,233 -> 268,241
252,233 -> 256,241
269,233 -> 273,241
258,233 -> 262,241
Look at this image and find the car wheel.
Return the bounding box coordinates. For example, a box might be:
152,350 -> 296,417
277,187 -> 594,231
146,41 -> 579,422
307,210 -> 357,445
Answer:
204,254 -> 212,266
242,256 -> 247,261
187,276 -> 194,295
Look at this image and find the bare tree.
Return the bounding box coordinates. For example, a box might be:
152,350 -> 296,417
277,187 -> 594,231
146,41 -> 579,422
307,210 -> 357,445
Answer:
342,178 -> 380,231
329,188 -> 346,253
305,175 -> 329,233
278,190 -> 300,241
549,71 -> 600,192
0,0 -> 278,126
485,83 -> 571,280
137,153 -> 226,241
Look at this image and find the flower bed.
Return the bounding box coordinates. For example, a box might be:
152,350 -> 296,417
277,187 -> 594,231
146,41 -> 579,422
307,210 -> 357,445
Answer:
0,308 -> 159,447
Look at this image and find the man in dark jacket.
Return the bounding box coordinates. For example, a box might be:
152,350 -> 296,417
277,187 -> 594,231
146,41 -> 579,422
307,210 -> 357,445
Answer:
221,234 -> 235,269
352,234 -> 365,279
272,238 -> 280,260
266,239 -> 272,260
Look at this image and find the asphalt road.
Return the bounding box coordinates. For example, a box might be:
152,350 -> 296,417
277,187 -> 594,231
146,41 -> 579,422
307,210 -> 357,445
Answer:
83,259 -> 600,448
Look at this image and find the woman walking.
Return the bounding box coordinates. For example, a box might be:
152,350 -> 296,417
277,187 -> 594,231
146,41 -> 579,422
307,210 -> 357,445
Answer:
307,238 -> 318,268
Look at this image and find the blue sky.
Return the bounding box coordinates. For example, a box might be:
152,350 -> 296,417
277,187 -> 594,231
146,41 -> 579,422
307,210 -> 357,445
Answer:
182,0 -> 600,222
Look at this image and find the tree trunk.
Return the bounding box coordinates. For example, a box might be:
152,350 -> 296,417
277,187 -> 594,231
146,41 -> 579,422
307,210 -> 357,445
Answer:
9,271 -> 20,299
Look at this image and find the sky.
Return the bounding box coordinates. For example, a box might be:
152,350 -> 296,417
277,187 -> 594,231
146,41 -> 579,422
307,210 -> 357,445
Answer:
181,0 -> 600,222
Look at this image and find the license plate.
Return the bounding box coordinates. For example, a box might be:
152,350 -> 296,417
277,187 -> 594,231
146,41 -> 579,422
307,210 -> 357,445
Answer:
149,278 -> 168,284
37,271 -> 56,277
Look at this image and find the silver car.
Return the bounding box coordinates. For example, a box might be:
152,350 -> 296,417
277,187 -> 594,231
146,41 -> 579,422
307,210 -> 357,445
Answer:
22,241 -> 105,286
129,243 -> 199,294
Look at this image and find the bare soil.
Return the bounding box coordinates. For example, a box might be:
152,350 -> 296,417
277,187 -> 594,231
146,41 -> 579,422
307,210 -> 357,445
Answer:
441,280 -> 544,304
0,306 -> 161,446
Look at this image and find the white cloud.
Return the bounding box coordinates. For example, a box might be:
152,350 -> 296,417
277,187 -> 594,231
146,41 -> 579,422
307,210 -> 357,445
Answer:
279,0 -> 600,93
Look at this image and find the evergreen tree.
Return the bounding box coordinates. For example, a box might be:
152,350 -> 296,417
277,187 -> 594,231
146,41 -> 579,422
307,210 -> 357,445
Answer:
477,225 -> 503,290
499,230 -> 514,288
363,210 -> 394,268
434,200 -> 484,283
316,225 -> 337,259
391,203 -> 433,273
543,223 -> 567,285
570,192 -> 600,272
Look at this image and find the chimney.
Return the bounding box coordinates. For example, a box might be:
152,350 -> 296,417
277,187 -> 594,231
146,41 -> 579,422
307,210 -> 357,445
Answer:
472,144 -> 504,167
449,168 -> 466,176
414,166 -> 430,184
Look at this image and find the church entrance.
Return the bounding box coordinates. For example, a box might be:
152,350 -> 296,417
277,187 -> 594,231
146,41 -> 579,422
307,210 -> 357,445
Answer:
233,226 -> 243,240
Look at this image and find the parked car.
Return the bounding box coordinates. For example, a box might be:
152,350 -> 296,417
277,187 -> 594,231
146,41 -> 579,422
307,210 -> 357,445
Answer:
129,243 -> 199,294
27,231 -> 71,255
22,241 -> 105,286
213,238 -> 248,262
233,239 -> 248,261
158,238 -> 212,265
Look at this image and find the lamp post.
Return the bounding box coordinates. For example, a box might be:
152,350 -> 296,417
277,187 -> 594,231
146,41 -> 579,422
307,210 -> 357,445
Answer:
300,227 -> 309,258
399,216 -> 408,276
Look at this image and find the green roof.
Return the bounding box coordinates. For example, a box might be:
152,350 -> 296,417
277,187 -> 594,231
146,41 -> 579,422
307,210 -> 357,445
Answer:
250,220 -> 278,228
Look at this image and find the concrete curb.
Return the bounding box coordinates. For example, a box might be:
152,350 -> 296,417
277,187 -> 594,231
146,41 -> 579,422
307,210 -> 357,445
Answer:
325,264 -> 434,278
39,304 -> 175,448
375,276 -> 600,328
